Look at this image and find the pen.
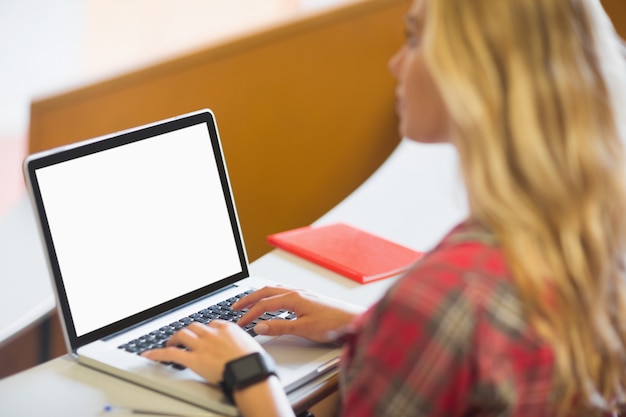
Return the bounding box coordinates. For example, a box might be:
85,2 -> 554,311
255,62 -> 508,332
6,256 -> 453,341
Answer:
103,404 -> 218,417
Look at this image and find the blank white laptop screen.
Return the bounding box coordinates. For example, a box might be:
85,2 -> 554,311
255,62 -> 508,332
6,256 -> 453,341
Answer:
34,122 -> 242,337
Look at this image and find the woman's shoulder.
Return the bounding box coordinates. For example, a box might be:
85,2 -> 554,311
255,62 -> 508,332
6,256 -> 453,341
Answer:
406,220 -> 508,282
383,220 -> 515,314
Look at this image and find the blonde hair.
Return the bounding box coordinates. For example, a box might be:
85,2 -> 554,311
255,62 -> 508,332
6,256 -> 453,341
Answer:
423,0 -> 626,414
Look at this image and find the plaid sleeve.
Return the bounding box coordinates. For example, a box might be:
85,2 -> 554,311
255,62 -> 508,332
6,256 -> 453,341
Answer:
339,258 -> 477,417
338,235 -> 555,417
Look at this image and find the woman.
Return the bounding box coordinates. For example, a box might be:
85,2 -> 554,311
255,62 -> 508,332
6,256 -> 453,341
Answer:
143,0 -> 626,415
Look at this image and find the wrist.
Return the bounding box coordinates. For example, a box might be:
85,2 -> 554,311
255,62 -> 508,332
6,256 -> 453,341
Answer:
232,375 -> 295,417
231,374 -> 281,403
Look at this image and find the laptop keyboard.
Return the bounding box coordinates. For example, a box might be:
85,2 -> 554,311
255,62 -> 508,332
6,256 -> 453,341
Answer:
117,289 -> 296,365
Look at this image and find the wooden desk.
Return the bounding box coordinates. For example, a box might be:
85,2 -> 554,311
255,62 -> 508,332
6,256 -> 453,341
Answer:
0,138 -> 467,416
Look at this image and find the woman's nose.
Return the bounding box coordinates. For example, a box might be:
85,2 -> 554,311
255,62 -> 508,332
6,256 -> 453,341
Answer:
388,46 -> 406,79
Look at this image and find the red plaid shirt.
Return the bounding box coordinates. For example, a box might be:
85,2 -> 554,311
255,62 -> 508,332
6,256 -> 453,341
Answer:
339,221 -> 555,416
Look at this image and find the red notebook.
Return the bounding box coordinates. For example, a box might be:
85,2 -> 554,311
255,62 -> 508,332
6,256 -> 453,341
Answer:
267,223 -> 423,284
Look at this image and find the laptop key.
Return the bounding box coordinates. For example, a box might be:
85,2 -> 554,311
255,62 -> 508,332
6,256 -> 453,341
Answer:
170,322 -> 184,330
189,313 -> 204,321
242,320 -> 258,336
258,313 -> 274,321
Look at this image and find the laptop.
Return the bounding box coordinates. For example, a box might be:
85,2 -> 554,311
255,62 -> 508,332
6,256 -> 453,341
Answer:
23,109 -> 341,415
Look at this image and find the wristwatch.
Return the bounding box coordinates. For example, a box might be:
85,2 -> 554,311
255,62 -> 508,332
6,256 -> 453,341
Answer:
220,351 -> 278,403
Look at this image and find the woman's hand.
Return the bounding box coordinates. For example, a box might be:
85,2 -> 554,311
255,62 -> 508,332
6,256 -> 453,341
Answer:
141,320 -> 261,385
233,286 -> 364,343
141,286 -> 363,383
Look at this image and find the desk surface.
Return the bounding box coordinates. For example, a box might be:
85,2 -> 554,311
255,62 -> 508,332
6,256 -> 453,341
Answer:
0,139 -> 467,416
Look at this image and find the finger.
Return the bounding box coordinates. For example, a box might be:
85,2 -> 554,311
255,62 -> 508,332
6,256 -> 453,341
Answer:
232,285 -> 291,310
187,321 -> 215,334
253,317 -> 302,338
206,319 -> 231,330
237,292 -> 302,327
141,346 -> 191,365
165,327 -> 201,349
209,319 -> 255,341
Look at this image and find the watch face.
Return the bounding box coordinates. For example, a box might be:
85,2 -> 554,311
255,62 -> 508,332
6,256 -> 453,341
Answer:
231,354 -> 265,380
